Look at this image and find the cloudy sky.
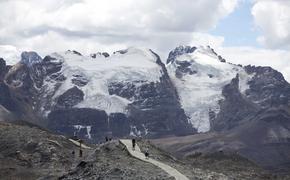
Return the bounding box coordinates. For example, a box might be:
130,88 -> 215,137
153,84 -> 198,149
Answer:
0,0 -> 290,80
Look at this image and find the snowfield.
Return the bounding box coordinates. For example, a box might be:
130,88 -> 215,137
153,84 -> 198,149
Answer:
45,47 -> 163,115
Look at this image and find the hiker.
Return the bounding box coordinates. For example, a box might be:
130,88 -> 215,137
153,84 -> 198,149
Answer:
79,149 -> 83,157
144,147 -> 149,159
132,138 -> 136,151
72,150 -> 75,157
105,136 -> 108,142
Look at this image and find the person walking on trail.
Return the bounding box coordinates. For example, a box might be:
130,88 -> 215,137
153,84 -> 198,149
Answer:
132,138 -> 136,151
72,150 -> 75,158
79,149 -> 83,157
144,147 -> 149,159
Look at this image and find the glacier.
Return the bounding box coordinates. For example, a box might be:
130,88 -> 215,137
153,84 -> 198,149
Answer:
42,47 -> 163,115
167,46 -> 253,132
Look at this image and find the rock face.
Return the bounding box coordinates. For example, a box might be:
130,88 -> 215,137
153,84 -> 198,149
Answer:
90,52 -> 110,58
213,65 -> 290,172
20,51 -> 42,66
56,86 -> 84,109
212,65 -> 290,131
108,51 -> 193,137
0,58 -> 7,80
0,57 -> 36,123
167,46 -> 196,64
212,74 -> 260,131
244,65 -> 290,108
48,108 -> 109,140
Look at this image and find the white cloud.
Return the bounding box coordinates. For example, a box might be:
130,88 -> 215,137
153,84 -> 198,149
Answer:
0,0 -> 239,56
190,33 -> 225,48
217,46 -> 290,82
252,0 -> 290,48
0,45 -> 20,65
1,0 -> 290,83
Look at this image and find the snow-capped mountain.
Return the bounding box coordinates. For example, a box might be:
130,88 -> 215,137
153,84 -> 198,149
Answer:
166,46 -> 253,132
1,45 -> 290,143
1,45 -> 290,172
1,47 -> 193,141
46,48 -> 163,115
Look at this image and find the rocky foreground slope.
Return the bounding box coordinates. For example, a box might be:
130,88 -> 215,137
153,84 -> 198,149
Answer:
2,121 -> 287,180
0,121 -> 77,179
0,121 -> 173,180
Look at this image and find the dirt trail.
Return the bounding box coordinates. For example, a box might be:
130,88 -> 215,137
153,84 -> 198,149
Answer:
120,139 -> 189,180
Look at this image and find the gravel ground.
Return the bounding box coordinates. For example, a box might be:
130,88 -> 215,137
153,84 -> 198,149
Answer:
144,139 -> 290,180
0,121 -> 81,180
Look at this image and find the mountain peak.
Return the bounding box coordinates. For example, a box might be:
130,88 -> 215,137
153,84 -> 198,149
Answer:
167,45 -> 228,65
90,52 -> 110,58
167,45 -> 197,64
65,50 -> 82,56
113,47 -> 151,55
20,51 -> 42,66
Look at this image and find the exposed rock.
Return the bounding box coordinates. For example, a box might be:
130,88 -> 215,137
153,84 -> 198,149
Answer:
174,60 -> 198,78
49,72 -> 66,81
108,113 -> 130,137
90,54 -> 97,58
107,51 -> 195,137
218,55 -> 226,62
244,65 -> 290,108
42,55 -> 63,75
0,105 -> 14,122
0,83 -> 19,112
102,52 -> 110,58
90,52 -> 110,58
167,45 -> 196,64
0,59 -> 37,123
66,50 -> 82,56
212,74 -> 259,131
20,51 -> 42,66
114,49 -> 128,54
0,122 -> 77,179
48,108 -> 108,141
71,74 -> 88,87
56,86 -> 84,109
0,58 -> 7,80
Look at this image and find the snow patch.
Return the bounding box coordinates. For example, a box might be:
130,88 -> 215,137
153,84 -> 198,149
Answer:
238,71 -> 254,94
73,125 -> 92,139
142,124 -> 149,135
130,126 -> 142,137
